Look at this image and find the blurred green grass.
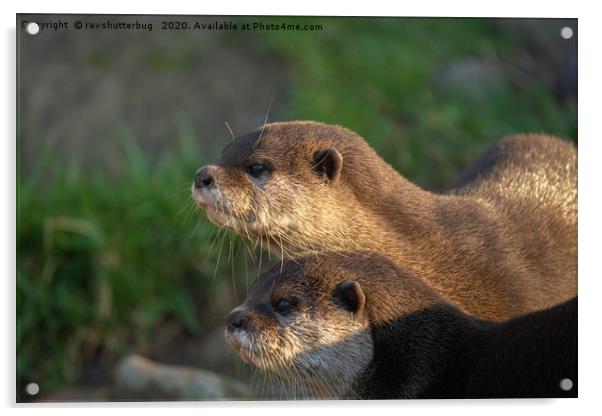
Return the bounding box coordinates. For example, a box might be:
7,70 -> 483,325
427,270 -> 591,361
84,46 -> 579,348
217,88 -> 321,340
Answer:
17,18 -> 576,399
17,123 -> 255,397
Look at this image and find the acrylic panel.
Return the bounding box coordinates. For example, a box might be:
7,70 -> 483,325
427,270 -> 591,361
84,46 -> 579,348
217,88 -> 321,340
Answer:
16,14 -> 577,402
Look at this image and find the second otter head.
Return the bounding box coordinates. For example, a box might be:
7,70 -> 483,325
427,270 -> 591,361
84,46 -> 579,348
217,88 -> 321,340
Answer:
224,256 -> 372,397
191,121 -> 379,256
224,252 -> 442,398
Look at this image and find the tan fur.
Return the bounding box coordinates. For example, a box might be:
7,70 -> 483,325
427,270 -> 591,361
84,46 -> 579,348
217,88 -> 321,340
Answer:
194,121 -> 577,321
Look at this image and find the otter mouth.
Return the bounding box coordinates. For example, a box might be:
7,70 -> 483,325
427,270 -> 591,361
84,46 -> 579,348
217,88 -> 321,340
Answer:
225,328 -> 320,386
190,185 -> 232,227
225,330 -> 260,367
190,183 -> 209,207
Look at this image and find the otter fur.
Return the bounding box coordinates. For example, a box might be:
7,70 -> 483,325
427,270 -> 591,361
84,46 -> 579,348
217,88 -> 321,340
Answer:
225,252 -> 577,399
193,121 -> 577,321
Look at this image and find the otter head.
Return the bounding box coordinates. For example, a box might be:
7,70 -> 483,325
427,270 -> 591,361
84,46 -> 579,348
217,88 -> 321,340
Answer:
191,121 -> 377,256
224,252 -> 442,398
224,255 -> 373,398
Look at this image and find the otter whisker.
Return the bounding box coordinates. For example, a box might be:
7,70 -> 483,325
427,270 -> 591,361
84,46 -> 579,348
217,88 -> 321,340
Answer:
206,224 -> 224,259
252,98 -> 273,150
212,227 -> 228,280
224,121 -> 235,142
228,233 -> 238,296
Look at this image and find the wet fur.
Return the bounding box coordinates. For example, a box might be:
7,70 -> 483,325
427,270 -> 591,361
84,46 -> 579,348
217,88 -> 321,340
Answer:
195,121 -> 577,321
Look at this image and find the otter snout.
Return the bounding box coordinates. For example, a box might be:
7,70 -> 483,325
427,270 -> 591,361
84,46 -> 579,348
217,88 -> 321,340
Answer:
225,306 -> 258,365
194,166 -> 216,189
227,308 -> 250,332
225,306 -> 254,346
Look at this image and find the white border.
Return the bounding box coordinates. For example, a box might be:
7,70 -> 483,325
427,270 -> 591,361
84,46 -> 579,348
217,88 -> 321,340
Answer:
3,1 -> 601,415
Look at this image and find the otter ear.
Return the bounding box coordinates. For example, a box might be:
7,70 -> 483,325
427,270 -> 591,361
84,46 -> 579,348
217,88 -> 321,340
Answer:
335,280 -> 366,316
313,148 -> 343,182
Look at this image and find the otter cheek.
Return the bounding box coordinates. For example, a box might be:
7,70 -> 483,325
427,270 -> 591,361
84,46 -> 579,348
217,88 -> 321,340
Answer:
254,179 -> 299,233
211,181 -> 255,229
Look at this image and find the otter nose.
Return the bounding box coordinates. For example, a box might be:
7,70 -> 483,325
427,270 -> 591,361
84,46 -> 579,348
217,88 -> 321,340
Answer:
227,309 -> 249,332
194,167 -> 214,189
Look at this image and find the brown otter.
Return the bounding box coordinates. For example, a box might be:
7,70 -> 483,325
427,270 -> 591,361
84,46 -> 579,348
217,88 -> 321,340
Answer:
192,121 -> 577,320
225,253 -> 577,399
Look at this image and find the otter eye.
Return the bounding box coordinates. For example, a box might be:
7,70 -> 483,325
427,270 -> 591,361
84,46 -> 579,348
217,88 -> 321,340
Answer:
273,299 -> 293,316
248,163 -> 267,177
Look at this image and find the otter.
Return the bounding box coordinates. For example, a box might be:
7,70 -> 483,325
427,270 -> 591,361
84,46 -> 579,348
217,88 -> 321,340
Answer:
192,121 -> 577,321
225,253 -> 577,399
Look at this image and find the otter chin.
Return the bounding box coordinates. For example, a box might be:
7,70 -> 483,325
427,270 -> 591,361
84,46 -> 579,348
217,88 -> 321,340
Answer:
225,252 -> 577,399
195,120 -> 577,321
